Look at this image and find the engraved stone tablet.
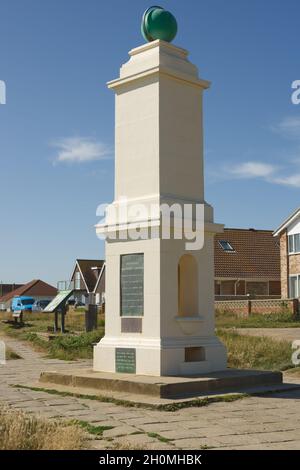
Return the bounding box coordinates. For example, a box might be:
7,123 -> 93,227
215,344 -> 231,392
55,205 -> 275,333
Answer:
115,348 -> 136,374
120,254 -> 144,317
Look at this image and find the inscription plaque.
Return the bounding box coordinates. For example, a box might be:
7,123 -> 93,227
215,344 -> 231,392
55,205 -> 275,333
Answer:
120,254 -> 144,316
121,317 -> 142,333
115,348 -> 136,374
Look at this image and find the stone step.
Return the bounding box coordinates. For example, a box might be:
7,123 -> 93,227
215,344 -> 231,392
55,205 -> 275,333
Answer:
39,368 -> 283,399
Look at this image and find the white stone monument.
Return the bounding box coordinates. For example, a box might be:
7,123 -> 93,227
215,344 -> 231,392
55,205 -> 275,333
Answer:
94,7 -> 227,376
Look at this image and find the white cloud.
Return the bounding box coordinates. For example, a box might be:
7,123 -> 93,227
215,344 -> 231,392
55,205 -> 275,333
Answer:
225,160 -> 300,188
272,173 -> 300,187
211,116 -> 300,189
52,137 -> 112,163
272,116 -> 300,139
229,161 -> 277,178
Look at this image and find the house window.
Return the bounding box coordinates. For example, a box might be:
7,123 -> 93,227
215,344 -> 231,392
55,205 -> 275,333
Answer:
75,271 -> 81,290
288,233 -> 300,254
289,276 -> 298,298
219,240 -> 235,252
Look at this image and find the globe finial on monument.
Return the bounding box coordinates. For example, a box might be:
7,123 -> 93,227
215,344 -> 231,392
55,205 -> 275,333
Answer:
141,6 -> 178,43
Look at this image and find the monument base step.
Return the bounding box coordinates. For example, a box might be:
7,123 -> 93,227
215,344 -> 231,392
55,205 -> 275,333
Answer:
39,368 -> 283,400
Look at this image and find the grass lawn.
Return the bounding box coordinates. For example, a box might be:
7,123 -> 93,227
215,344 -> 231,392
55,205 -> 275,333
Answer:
218,329 -> 293,371
0,309 -> 104,361
216,311 -> 300,329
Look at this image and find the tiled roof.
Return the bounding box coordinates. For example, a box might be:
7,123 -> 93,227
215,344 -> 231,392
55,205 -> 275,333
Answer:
0,279 -> 57,303
214,228 -> 280,279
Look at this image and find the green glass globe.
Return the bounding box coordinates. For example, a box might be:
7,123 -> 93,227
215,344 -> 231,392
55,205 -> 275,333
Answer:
141,6 -> 178,43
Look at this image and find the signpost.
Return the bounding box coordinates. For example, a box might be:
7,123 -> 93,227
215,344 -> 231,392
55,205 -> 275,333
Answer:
13,309 -> 22,324
44,290 -> 73,333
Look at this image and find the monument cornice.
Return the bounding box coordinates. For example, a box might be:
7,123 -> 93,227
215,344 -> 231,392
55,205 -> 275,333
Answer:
107,66 -> 210,91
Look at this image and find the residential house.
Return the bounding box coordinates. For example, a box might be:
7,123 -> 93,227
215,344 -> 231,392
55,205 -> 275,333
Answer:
68,259 -> 105,305
65,229 -> 280,305
0,283 -> 24,297
0,279 -> 57,311
274,207 -> 300,298
214,228 -> 281,298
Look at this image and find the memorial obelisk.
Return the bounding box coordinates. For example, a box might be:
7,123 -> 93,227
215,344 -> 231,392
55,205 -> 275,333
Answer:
94,6 -> 227,376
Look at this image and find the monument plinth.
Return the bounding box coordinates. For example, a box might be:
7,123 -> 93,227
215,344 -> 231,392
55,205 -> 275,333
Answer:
93,12 -> 227,376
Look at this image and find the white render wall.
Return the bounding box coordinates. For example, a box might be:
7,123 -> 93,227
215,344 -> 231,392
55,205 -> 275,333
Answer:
287,217 -> 300,236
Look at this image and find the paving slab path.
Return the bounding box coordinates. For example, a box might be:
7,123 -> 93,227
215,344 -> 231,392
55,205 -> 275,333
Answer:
1,335 -> 300,450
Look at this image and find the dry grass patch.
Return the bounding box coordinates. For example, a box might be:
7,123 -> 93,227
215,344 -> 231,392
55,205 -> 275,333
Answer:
0,406 -> 88,450
218,329 -> 293,370
6,347 -> 21,360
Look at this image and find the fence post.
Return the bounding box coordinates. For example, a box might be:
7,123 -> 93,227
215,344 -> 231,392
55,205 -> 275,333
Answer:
247,299 -> 252,317
293,298 -> 299,318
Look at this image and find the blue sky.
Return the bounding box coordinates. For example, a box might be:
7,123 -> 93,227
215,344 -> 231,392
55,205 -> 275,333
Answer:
0,0 -> 300,286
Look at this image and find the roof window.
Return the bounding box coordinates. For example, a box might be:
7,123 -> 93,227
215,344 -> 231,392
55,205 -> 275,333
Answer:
219,240 -> 235,252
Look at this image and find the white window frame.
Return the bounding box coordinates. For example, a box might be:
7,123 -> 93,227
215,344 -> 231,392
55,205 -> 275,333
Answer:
74,271 -> 81,290
288,233 -> 300,254
218,240 -> 235,252
289,274 -> 300,298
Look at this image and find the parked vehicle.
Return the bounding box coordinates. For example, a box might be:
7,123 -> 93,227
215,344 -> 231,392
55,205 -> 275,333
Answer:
11,296 -> 35,312
74,300 -> 85,308
31,299 -> 51,312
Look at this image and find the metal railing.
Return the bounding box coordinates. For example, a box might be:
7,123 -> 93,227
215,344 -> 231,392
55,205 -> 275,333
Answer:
57,280 -> 76,292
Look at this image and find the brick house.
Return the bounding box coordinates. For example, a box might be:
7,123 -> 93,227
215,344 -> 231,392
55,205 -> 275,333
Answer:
214,228 -> 281,298
273,207 -> 300,298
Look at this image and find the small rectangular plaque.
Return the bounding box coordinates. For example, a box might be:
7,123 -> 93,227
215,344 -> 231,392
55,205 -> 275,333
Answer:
115,348 -> 136,374
121,317 -> 142,333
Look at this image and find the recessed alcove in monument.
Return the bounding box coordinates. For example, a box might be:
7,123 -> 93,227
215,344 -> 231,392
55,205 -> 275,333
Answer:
185,347 -> 206,363
178,254 -> 198,317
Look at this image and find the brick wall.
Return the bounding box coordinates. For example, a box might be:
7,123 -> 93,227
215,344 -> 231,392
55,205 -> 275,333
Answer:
280,230 -> 289,298
289,253 -> 300,275
215,300 -> 249,317
215,298 -> 299,316
281,229 -> 300,297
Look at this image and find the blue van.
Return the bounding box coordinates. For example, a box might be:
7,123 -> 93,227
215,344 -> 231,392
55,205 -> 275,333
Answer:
11,296 -> 35,313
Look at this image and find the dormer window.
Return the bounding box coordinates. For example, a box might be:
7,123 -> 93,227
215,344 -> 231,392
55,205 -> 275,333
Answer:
219,240 -> 235,252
